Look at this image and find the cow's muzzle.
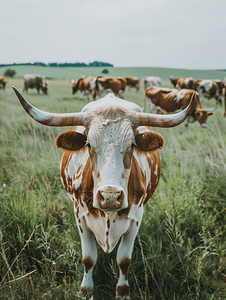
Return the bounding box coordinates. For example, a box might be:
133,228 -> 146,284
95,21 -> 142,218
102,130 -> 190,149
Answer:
95,186 -> 126,212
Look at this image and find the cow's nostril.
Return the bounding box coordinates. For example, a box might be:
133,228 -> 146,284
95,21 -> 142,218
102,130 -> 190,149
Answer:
96,187 -> 124,211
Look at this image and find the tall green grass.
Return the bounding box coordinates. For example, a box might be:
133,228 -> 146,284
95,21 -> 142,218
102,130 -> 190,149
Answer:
0,80 -> 226,299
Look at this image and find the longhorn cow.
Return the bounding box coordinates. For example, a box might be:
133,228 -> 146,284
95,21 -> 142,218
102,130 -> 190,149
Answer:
12,87 -> 195,300
144,87 -> 215,130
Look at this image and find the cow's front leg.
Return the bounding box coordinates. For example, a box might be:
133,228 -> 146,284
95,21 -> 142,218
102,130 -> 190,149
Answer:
78,218 -> 97,296
115,220 -> 140,300
215,95 -> 222,106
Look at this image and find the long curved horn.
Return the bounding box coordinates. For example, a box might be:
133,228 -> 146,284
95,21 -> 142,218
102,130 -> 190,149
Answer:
196,103 -> 218,112
136,91 -> 196,128
12,86 -> 85,127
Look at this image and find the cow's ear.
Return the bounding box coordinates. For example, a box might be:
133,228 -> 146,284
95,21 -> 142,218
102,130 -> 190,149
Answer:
55,130 -> 86,151
207,112 -> 214,116
135,131 -> 164,151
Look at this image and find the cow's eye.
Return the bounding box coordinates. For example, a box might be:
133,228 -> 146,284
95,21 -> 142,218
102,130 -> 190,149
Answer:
86,142 -> 91,148
131,142 -> 136,148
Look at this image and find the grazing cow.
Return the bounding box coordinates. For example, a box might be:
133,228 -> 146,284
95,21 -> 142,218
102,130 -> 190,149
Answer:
0,77 -> 7,90
143,76 -> 162,90
96,76 -> 126,98
23,74 -> 48,95
169,76 -> 194,89
193,79 -> 223,105
126,77 -> 140,91
12,86 -> 195,300
72,76 -> 97,100
117,77 -> 127,94
145,87 -> 215,129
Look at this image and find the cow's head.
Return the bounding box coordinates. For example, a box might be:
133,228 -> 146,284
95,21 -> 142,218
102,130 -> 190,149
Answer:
72,77 -> 84,95
55,108 -> 164,212
192,109 -> 214,128
12,87 -> 196,212
190,91 -> 215,128
72,80 -> 78,94
169,76 -> 178,87
41,81 -> 49,95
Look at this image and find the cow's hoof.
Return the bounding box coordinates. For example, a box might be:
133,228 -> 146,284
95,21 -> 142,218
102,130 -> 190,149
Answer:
80,285 -> 93,298
115,285 -> 130,299
115,295 -> 130,300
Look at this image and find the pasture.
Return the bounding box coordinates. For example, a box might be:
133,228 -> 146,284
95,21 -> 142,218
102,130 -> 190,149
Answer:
1,65 -> 226,81
0,71 -> 226,299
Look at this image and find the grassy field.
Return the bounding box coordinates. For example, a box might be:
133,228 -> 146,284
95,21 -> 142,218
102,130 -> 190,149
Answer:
0,76 -> 226,300
1,65 -> 226,81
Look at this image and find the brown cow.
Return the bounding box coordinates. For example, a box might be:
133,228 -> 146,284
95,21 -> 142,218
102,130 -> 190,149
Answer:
170,76 -> 194,89
96,76 -> 126,98
145,87 -> 215,130
0,77 -> 7,90
117,77 -> 127,94
72,76 -> 97,100
192,79 -> 223,106
126,77 -> 140,91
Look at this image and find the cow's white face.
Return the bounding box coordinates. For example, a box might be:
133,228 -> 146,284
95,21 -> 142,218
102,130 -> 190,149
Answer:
55,106 -> 164,213
87,118 -> 135,212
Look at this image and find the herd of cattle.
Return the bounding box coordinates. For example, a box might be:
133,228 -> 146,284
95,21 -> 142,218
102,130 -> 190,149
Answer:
2,73 -> 224,128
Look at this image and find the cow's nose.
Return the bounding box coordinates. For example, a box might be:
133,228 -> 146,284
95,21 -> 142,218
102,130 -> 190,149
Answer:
97,186 -> 124,211
201,123 -> 207,128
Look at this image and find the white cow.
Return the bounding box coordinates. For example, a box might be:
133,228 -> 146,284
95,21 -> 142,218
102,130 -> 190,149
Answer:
143,76 -> 162,90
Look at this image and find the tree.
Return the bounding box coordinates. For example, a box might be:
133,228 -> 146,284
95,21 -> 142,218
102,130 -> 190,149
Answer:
4,69 -> 16,78
101,69 -> 109,74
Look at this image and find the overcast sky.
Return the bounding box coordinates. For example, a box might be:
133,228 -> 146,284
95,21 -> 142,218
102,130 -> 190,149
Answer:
1,0 -> 226,69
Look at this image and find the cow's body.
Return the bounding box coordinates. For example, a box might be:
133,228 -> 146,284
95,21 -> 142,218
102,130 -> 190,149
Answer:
96,76 -> 126,98
193,79 -> 223,105
23,74 -> 48,94
13,87 -> 196,300
126,77 -> 140,91
145,87 -> 214,129
0,77 -> 7,90
72,76 -> 97,100
169,77 -> 194,89
143,76 -> 162,90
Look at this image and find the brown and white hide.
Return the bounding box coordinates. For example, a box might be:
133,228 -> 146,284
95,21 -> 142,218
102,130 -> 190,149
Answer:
169,76 -> 194,89
193,79 -> 223,106
72,76 -> 97,100
12,87 -> 196,300
143,76 -> 162,90
145,87 -> 214,129
126,77 -> 140,91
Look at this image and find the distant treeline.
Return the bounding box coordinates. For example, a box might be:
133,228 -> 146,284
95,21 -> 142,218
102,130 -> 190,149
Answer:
0,61 -> 113,68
